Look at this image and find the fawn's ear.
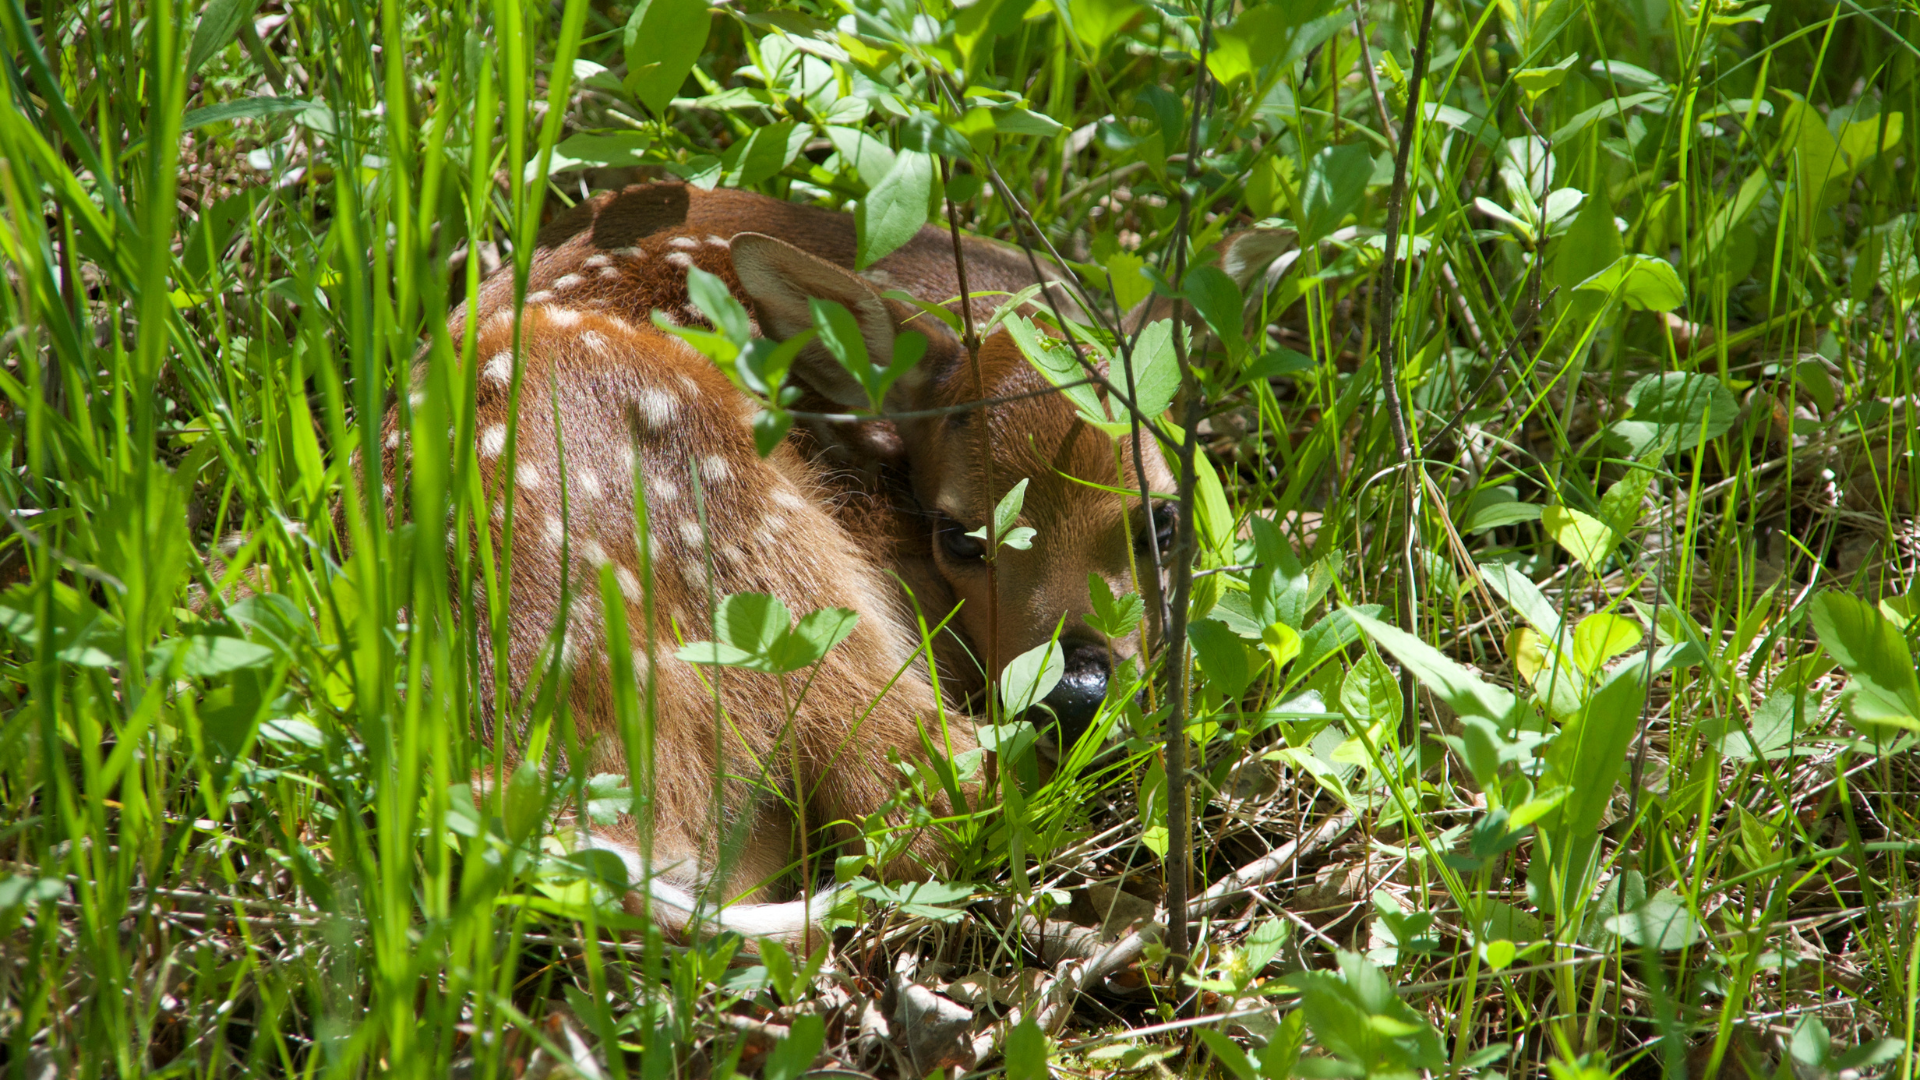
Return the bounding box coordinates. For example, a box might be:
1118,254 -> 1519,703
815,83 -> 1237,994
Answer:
732,232 -> 937,411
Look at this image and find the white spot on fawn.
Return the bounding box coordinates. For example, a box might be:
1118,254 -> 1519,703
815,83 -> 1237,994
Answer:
675,374 -> 701,397
486,309 -> 515,332
517,461 -> 545,489
666,252 -> 694,270
575,469 -> 604,498
635,387 -> 680,430
484,351 -> 514,385
629,645 -> 651,679
543,515 -> 566,546
618,444 -> 637,475
491,497 -> 506,523
599,265 -> 623,281
669,236 -> 700,250
583,254 -> 611,269
525,290 -> 554,305
580,330 -> 610,354
553,273 -> 585,290
651,476 -> 680,503
540,306 -> 582,328
408,390 -> 427,409
479,424 -> 506,457
384,429 -> 400,449
705,235 -> 729,248
580,539 -> 610,566
772,488 -> 806,512
700,455 -> 732,484
612,246 -> 645,259
616,565 -> 642,601
677,520 -> 705,547
655,308 -> 681,328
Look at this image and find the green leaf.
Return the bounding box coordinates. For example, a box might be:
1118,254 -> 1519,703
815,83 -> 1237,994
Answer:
1190,618 -> 1257,700
855,150 -> 934,269
1551,186 -> 1623,321
173,634 -> 279,678
1340,654 -> 1402,729
900,112 -> 972,158
1004,1018 -> 1051,1080
1182,265 -> 1246,359
1000,639 -> 1066,715
763,1013 -> 826,1080
767,607 -> 860,673
1541,505 -> 1616,573
623,0 -> 710,114
545,130 -> 653,173
964,477 -> 1032,556
1297,143 -> 1373,247
188,0 -> 261,77
1809,591 -> 1920,733
721,119 -> 798,187
1086,575 -> 1145,639
1067,0 -> 1141,51
0,875 -> 67,912
1195,1030 -> 1256,1080
687,266 -> 750,345
1610,373 -> 1738,455
825,126 -> 896,188
1105,250 -> 1152,312
1466,500 -> 1543,533
1514,55 -> 1577,101
1604,889 -> 1702,950
1343,606 -> 1526,729
1575,254 -> 1687,312
1571,614 -> 1642,675
1120,319 -> 1182,420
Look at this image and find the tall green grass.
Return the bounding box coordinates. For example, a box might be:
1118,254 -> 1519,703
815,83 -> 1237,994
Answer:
1,0 -> 1916,1074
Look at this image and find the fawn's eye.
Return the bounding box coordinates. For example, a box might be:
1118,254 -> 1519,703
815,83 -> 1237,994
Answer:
1136,504 -> 1176,560
937,515 -> 987,562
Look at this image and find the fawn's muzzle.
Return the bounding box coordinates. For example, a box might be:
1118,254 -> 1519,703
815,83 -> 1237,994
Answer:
1035,640 -> 1110,750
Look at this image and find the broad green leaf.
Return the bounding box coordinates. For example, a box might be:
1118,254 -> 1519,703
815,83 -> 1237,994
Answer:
1551,187 -> 1622,321
716,592 -> 790,656
1005,1017 -> 1050,1080
825,126 -> 895,188
1182,265 -> 1245,359
173,634 -> 279,678
1008,315 -> 1119,430
1344,606 -> 1525,729
1575,254 -> 1686,312
624,0 -> 711,115
1262,621 -> 1302,671
1610,372 -> 1738,455
1085,575 -> 1145,639
767,607 -> 860,672
763,1014 -> 826,1080
1809,591 -> 1920,733
1297,143 -> 1373,247
1604,889 -> 1702,950
1120,319 -> 1181,420
1514,55 -> 1577,101
1541,504 -> 1615,573
855,149 -> 933,269
1466,500 -> 1543,533
1340,654 -> 1401,729
687,266 -> 750,344
721,119 -> 797,187
1000,639 -> 1066,715
1194,1030 -> 1255,1080
967,478 -> 1035,553
1190,618 -> 1257,700
1105,250 -> 1152,312
1479,561 -> 1564,640
1571,613 -> 1642,675
188,0 -> 261,77
1067,0 -> 1140,51
546,130 -> 654,173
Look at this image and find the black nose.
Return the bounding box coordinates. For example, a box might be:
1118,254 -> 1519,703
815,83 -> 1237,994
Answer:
1035,641 -> 1109,750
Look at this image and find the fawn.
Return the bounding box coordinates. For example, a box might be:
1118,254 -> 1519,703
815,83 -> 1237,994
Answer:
395,183 -> 1216,939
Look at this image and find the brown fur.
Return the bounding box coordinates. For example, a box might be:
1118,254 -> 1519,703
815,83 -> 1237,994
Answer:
390,183 -> 1178,915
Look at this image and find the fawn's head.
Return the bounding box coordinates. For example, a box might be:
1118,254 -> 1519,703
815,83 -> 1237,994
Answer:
734,234 -> 1175,745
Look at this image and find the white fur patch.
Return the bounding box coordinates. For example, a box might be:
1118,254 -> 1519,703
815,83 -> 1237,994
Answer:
575,468 -> 604,499
580,538 -> 610,566
599,265 -> 623,280
705,234 -> 729,248
635,386 -> 680,430
771,488 -> 806,511
479,424 -> 506,457
540,306 -> 582,328
543,515 -> 566,546
677,520 -> 705,547
580,330 -> 610,354
650,476 -> 680,504
553,273 -> 585,291
700,455 -> 732,484
669,236 -> 700,250
583,254 -> 611,269
516,461 -> 545,489
666,252 -> 694,270
616,565 -> 642,602
525,290 -> 554,305
484,351 -> 514,386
